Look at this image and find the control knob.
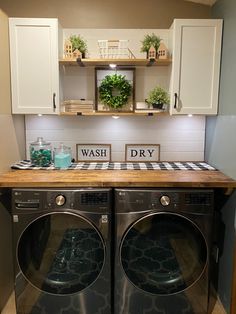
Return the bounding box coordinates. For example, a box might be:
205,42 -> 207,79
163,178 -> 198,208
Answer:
55,195 -> 66,206
160,195 -> 170,206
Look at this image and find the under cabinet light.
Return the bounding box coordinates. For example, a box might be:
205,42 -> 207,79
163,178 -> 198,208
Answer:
112,115 -> 120,119
109,64 -> 117,69
38,114 -> 43,117
188,114 -> 193,117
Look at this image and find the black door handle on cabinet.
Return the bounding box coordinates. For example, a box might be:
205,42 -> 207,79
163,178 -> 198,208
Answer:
174,93 -> 178,109
53,93 -> 56,111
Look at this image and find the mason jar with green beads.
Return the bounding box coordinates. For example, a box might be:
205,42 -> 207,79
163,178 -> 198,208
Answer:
30,137 -> 52,167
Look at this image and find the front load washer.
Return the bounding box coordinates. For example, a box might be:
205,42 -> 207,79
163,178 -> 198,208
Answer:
12,188 -> 111,314
114,188 -> 214,314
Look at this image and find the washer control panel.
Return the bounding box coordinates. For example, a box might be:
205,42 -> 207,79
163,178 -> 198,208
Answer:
116,189 -> 179,212
115,189 -> 214,214
12,188 -> 112,213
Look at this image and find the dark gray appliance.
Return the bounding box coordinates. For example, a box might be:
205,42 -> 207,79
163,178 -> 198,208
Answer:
0,189 -> 14,311
12,188 -> 111,314
114,188 -> 214,314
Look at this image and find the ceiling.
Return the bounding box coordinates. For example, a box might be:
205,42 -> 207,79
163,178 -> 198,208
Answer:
184,0 -> 217,5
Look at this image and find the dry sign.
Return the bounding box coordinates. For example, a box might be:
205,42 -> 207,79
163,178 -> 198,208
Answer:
76,144 -> 111,162
125,144 -> 160,162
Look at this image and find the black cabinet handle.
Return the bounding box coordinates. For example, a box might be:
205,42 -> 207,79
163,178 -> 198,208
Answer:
174,93 -> 178,109
53,93 -> 56,111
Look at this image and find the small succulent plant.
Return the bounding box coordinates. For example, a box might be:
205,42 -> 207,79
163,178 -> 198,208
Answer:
69,35 -> 87,54
146,86 -> 170,107
140,33 -> 161,53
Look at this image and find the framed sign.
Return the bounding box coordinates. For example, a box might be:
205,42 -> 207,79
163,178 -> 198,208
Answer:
125,144 -> 160,162
95,67 -> 135,112
76,144 -> 111,162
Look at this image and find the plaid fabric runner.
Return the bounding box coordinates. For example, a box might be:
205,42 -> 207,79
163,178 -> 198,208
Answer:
11,161 -> 216,171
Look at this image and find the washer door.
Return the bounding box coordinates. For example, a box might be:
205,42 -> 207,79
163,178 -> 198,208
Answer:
17,212 -> 105,295
120,213 -> 208,295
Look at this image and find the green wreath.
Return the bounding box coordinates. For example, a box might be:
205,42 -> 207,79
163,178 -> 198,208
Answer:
99,74 -> 132,109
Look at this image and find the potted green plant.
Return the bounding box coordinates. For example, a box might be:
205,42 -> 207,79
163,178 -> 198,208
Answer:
140,33 -> 161,58
146,86 -> 170,110
70,35 -> 88,58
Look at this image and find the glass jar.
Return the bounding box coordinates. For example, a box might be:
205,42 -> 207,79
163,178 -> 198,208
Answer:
53,143 -> 72,169
30,137 -> 52,167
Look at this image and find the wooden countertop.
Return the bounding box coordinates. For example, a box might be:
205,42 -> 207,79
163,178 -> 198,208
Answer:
0,169 -> 235,192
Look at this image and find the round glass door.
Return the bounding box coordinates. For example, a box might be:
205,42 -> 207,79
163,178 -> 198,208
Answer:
17,213 -> 105,295
120,213 -> 207,295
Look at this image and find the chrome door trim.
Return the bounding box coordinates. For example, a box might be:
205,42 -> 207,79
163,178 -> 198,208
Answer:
119,211 -> 209,296
16,211 -> 106,295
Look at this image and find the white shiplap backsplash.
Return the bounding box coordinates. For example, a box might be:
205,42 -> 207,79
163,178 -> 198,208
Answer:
25,115 -> 205,162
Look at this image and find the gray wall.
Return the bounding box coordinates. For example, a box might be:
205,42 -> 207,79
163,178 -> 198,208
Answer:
205,0 -> 236,312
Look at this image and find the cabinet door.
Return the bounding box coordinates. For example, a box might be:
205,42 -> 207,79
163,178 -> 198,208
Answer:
9,18 -> 59,114
170,19 -> 222,115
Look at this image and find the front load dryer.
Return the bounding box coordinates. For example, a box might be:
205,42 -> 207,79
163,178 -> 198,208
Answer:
114,188 -> 214,314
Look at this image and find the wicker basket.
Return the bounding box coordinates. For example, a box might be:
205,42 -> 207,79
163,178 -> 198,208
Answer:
98,40 -> 135,59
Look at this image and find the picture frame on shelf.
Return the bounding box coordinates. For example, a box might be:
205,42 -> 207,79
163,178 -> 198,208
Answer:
95,67 -> 135,112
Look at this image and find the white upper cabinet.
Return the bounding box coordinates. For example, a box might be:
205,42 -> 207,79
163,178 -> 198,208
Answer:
9,18 -> 60,114
170,19 -> 223,115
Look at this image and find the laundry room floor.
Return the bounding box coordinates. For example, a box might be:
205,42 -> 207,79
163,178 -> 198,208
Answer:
2,292 -> 227,314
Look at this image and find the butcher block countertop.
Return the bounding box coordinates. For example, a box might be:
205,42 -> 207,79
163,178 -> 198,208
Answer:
0,169 -> 235,192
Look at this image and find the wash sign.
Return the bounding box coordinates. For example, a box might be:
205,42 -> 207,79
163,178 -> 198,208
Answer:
76,144 -> 111,161
125,144 -> 160,162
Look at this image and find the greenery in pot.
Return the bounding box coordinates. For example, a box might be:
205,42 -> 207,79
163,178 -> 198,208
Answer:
99,74 -> 132,109
146,86 -> 170,109
140,33 -> 161,55
70,35 -> 87,55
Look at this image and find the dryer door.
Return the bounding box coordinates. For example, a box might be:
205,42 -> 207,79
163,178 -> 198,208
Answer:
120,212 -> 208,295
17,212 -> 105,294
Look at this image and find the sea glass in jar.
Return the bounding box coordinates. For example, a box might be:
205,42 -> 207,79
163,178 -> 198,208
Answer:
54,143 -> 72,169
30,137 -> 52,167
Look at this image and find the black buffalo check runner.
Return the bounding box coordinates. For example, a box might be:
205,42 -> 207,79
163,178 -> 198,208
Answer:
11,161 -> 216,171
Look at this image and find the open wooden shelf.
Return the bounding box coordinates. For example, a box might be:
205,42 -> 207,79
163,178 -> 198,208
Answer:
60,110 -> 169,116
59,58 -> 172,67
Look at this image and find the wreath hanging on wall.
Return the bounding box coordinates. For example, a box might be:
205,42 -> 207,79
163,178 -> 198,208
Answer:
99,74 -> 132,109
